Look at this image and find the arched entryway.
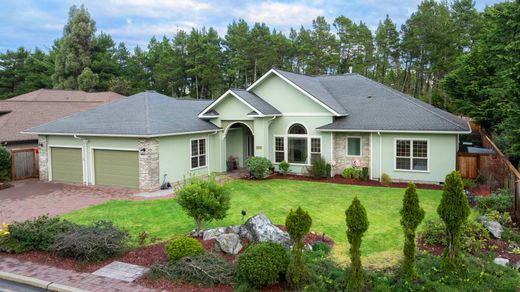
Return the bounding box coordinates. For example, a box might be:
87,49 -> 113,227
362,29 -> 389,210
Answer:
224,122 -> 254,171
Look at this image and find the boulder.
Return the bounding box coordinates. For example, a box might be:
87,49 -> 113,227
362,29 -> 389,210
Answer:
242,213 -> 291,247
477,216 -> 503,239
514,260 -> 520,270
216,233 -> 242,255
202,227 -> 226,241
494,257 -> 509,266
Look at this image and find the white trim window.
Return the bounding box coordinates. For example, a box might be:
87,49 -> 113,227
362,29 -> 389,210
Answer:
191,138 -> 207,169
310,137 -> 321,163
395,139 -> 428,171
346,137 -> 362,157
275,136 -> 285,163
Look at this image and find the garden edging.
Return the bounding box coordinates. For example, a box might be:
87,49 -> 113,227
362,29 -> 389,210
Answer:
0,271 -> 88,292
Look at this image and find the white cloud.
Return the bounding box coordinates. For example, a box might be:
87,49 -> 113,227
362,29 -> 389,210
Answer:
238,2 -> 325,27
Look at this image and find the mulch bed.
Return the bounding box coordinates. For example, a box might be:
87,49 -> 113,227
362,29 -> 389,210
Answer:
0,182 -> 12,190
417,237 -> 520,265
261,173 -> 443,190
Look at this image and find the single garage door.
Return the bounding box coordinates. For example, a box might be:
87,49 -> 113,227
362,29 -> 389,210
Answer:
94,149 -> 139,188
51,147 -> 83,183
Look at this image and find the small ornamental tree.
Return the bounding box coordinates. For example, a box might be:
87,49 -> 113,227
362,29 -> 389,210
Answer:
437,171 -> 470,270
345,196 -> 369,291
399,183 -> 425,282
285,207 -> 312,288
176,175 -> 230,233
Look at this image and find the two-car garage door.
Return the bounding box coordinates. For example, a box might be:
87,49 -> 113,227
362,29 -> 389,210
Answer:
50,147 -> 139,188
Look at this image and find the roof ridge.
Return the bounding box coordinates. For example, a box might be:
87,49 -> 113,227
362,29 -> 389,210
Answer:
354,75 -> 467,131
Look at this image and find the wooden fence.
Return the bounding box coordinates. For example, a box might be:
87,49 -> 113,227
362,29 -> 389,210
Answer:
479,133 -> 520,220
10,148 -> 39,180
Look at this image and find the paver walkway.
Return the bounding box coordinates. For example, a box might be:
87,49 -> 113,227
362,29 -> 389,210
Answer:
0,257 -> 156,292
93,261 -> 149,282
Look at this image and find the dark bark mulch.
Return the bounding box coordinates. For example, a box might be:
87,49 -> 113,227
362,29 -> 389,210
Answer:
261,173 -> 443,190
0,182 -> 12,190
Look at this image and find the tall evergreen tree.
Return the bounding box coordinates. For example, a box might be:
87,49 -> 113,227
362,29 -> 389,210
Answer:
52,5 -> 97,89
345,196 -> 369,291
375,15 -> 400,83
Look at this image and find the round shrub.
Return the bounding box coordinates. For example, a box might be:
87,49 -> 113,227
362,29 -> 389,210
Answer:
238,241 -> 289,287
279,160 -> 290,175
311,241 -> 331,254
245,156 -> 272,179
165,236 -> 204,262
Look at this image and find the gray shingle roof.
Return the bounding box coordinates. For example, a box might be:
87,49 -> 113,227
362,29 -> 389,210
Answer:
315,74 -> 469,132
230,89 -> 281,115
24,91 -> 220,136
273,69 -> 348,116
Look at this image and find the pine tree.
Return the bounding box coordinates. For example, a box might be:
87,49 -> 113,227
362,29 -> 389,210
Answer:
285,207 -> 312,288
345,196 -> 369,291
52,5 -> 96,89
437,171 -> 470,271
399,183 -> 425,282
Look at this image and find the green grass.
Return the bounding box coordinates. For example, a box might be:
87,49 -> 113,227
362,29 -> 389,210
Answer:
62,179 -> 442,266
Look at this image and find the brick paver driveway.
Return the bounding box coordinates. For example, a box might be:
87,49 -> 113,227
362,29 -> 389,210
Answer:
0,180 -> 140,223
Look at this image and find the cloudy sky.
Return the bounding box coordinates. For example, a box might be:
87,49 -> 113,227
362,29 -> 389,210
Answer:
0,0 -> 502,52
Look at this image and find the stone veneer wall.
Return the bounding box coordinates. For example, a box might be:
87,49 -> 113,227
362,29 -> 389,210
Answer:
332,133 -> 371,176
138,138 -> 160,191
38,135 -> 49,181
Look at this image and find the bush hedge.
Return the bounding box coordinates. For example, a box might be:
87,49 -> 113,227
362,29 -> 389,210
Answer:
475,189 -> 513,213
53,221 -> 129,262
279,160 -> 289,175
245,156 -> 272,179
307,156 -> 327,179
0,147 -> 11,182
165,236 -> 204,263
238,242 -> 289,288
342,167 -> 362,179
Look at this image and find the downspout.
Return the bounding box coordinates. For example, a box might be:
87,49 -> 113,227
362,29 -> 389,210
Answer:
378,131 -> 382,181
73,134 -> 89,185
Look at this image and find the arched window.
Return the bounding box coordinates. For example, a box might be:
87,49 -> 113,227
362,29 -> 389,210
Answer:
288,123 -> 307,135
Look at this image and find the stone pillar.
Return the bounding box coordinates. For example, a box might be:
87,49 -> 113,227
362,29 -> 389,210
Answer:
38,135 -> 49,181
138,138 -> 160,191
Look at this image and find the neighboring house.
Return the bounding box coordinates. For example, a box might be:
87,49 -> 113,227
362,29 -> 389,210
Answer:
24,69 -> 470,190
0,89 -> 124,148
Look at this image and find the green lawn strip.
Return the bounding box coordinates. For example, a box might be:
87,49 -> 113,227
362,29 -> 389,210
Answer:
62,179 -> 442,265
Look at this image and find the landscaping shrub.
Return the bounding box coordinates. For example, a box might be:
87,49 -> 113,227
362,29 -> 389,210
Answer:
399,183 -> 425,282
245,156 -> 272,179
341,167 -> 362,179
420,218 -> 490,254
311,241 -> 331,254
381,173 -> 392,186
326,163 -> 332,178
502,227 -> 520,244
0,147 -> 11,182
176,175 -> 230,232
371,253 -> 519,291
285,207 -> 312,288
7,215 -> 77,252
279,160 -> 289,175
52,221 -> 129,262
437,171 -> 470,271
361,167 -> 369,181
307,156 -> 327,179
238,242 -> 289,288
462,178 -> 476,190
345,196 -> 369,291
165,236 -> 204,262
303,248 -> 345,291
149,253 -> 236,286
483,210 -> 513,226
475,188 -> 513,213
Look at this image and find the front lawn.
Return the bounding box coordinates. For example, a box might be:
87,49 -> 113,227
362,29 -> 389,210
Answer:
62,179 -> 442,266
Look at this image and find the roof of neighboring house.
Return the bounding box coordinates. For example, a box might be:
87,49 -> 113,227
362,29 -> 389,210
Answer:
314,74 -> 469,132
24,91 -> 220,137
0,89 -> 125,143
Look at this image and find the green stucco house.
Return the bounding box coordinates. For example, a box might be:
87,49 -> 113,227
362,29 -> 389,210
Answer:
24,69 -> 470,190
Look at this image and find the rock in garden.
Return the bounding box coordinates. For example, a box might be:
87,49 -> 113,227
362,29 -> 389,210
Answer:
494,257 -> 509,266
202,227 -> 226,241
514,260 -> 520,270
216,233 -> 242,255
477,216 -> 503,239
242,212 -> 291,247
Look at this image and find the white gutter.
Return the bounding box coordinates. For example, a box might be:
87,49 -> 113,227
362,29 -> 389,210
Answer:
317,129 -> 471,134
22,129 -> 223,138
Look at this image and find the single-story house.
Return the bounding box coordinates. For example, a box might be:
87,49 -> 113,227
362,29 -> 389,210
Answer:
24,69 -> 470,190
0,89 -> 124,148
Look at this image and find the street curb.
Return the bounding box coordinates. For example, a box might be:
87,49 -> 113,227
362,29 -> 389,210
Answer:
0,271 -> 89,292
